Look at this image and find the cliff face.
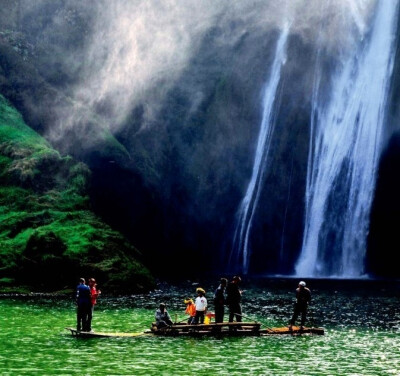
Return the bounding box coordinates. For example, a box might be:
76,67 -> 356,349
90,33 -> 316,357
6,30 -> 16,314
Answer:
0,94 -> 155,292
1,1 -> 400,279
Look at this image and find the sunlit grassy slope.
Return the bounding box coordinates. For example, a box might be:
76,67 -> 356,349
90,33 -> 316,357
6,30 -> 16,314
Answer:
0,94 -> 154,293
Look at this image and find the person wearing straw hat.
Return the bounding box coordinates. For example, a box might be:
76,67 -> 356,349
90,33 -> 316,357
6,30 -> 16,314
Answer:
193,287 -> 207,324
289,281 -> 311,330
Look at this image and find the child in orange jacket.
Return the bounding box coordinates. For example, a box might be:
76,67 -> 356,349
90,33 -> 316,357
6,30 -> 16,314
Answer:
184,298 -> 196,324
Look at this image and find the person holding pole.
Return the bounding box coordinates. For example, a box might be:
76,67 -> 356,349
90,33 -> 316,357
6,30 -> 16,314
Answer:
226,276 -> 242,323
213,277 -> 228,323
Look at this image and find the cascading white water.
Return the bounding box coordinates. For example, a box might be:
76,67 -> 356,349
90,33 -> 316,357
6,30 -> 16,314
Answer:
296,0 -> 399,278
229,25 -> 290,275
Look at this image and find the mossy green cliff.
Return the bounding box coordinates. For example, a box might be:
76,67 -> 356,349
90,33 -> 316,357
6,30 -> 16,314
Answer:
0,94 -> 155,293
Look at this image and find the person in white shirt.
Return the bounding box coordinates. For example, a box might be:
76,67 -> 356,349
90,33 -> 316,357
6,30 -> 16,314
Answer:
193,287 -> 207,324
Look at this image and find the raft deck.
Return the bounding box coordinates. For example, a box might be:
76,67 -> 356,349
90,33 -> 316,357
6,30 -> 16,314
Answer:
150,322 -> 324,336
65,327 -> 150,338
66,322 -> 324,338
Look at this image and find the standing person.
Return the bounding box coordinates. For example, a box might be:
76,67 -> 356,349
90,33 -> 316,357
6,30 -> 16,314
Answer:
184,298 -> 196,324
213,278 -> 228,323
76,278 -> 91,332
155,303 -> 173,329
193,287 -> 207,324
87,278 -> 101,332
226,276 -> 242,323
289,281 -> 311,330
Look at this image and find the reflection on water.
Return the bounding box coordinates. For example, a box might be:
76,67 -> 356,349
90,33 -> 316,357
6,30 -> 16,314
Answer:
0,279 -> 399,375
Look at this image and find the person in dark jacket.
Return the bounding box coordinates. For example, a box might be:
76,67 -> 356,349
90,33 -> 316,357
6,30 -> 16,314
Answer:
213,278 -> 228,323
226,276 -> 242,323
76,278 -> 91,332
289,281 -> 311,330
155,303 -> 173,329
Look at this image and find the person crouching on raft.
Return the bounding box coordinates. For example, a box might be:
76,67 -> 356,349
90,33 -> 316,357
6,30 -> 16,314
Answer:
193,288 -> 207,324
155,303 -> 173,329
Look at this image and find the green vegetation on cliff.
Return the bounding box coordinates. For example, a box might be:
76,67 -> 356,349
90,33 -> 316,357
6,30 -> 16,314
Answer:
0,94 -> 155,293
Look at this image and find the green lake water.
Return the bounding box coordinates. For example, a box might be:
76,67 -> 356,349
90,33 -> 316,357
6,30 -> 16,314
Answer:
0,279 -> 399,376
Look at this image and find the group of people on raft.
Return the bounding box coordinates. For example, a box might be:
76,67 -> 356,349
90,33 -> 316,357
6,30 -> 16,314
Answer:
75,277 -> 101,332
155,277 -> 312,331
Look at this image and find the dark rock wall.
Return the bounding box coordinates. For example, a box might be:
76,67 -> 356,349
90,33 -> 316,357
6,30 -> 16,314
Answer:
1,0 -> 400,278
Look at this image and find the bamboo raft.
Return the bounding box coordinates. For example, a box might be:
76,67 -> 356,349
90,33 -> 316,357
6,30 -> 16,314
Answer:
66,322 -> 324,338
150,322 -> 324,336
66,327 -> 149,338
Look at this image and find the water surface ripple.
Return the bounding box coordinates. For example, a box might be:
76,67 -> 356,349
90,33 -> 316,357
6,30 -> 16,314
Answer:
0,279 -> 399,375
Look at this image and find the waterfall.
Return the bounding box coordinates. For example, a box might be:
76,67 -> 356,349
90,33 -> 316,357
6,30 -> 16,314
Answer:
296,0 -> 399,278
229,25 -> 290,275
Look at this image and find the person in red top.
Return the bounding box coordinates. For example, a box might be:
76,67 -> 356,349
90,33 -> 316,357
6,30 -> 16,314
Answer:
87,278 -> 101,332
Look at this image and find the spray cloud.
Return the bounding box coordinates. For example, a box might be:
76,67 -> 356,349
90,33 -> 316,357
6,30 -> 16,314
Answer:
21,0 -> 375,142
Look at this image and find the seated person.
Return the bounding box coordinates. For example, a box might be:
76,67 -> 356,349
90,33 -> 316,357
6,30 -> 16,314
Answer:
155,303 -> 173,329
